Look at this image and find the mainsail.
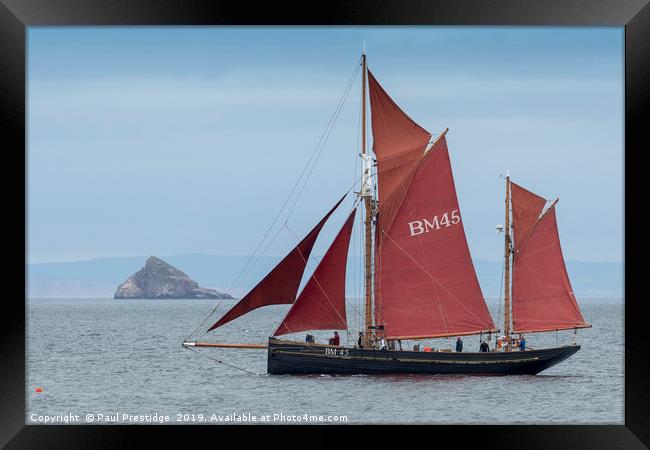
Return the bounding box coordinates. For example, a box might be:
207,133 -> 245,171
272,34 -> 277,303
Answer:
510,182 -> 590,333
368,70 -> 432,234
369,73 -> 495,339
273,209 -> 356,336
207,196 -> 345,332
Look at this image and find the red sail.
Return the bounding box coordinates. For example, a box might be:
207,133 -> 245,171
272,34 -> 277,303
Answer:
510,182 -> 546,251
374,137 -> 496,339
207,196 -> 345,332
273,209 -> 356,336
368,70 -> 432,234
511,187 -> 590,333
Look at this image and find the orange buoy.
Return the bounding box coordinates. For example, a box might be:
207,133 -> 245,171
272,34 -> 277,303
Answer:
35,387 -> 43,393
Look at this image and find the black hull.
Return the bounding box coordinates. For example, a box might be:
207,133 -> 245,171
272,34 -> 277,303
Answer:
267,338 -> 580,375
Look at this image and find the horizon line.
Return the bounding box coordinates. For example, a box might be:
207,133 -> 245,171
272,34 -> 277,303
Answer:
28,252 -> 624,265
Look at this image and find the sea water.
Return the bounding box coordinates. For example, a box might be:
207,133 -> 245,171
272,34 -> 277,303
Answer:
26,298 -> 623,424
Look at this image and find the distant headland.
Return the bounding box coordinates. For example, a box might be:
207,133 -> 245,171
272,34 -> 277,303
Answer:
114,256 -> 233,299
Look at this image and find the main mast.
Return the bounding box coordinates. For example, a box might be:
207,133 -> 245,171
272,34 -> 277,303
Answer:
503,174 -> 512,350
360,49 -> 374,348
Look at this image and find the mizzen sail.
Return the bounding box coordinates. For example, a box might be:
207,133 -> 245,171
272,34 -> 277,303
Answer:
511,183 -> 590,333
511,182 -> 547,250
273,208 -> 356,336
207,196 -> 346,332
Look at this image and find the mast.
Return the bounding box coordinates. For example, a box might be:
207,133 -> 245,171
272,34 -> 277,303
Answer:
360,48 -> 374,347
503,173 -> 512,350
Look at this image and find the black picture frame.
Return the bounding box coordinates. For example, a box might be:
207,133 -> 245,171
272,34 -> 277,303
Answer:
2,0 -> 647,447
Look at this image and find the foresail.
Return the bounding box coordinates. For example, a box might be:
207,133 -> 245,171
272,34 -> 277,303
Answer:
511,187 -> 590,333
374,137 -> 496,339
273,208 -> 356,336
207,195 -> 346,332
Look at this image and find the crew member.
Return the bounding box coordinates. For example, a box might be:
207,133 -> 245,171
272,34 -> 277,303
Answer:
479,340 -> 489,352
456,337 -> 464,352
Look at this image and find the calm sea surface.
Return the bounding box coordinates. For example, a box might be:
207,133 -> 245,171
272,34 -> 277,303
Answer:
27,298 -> 623,425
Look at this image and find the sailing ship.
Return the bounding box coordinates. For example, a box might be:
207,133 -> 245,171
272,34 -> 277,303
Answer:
183,51 -> 591,375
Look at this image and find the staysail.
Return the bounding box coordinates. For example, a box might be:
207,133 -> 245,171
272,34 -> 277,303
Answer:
273,208 -> 356,336
511,182 -> 590,333
207,196 -> 345,332
368,71 -> 494,339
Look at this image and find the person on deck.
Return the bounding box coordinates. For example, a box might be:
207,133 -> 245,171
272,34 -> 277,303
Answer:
305,334 -> 315,344
479,340 -> 489,352
329,331 -> 340,346
456,337 -> 463,352
512,336 -> 519,350
357,332 -> 364,348
519,335 -> 526,351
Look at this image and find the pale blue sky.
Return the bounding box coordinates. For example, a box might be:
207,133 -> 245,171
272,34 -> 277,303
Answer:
27,27 -> 623,263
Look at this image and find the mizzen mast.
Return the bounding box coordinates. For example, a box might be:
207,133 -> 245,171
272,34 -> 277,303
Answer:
360,48 -> 374,348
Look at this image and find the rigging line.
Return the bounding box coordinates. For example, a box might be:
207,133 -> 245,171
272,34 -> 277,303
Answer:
343,293 -> 365,321
383,232 -> 490,326
224,207 -> 287,298
515,258 -> 561,305
283,192 -> 362,273
184,345 -> 261,376
284,58 -> 362,224
221,56 -> 363,301
353,90 -> 362,335
237,165 -> 370,303
227,217 -> 287,298
192,62 -> 366,339
187,219 -> 286,339
284,222 -> 360,328
220,179 -> 366,338
375,213 -> 383,327
358,205 -> 363,333
187,302 -> 223,341
188,219 -> 284,338
285,59 -> 361,223
438,301 -> 454,337
192,203 -> 294,338
497,245 -> 505,333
